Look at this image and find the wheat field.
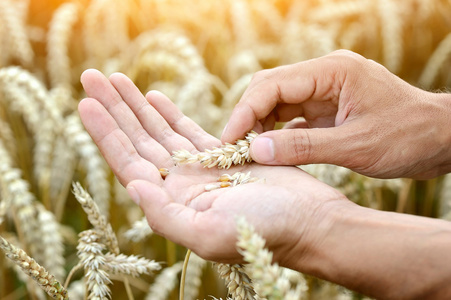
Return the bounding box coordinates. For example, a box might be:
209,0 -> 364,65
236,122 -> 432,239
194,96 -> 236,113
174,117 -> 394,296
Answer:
0,0 -> 451,299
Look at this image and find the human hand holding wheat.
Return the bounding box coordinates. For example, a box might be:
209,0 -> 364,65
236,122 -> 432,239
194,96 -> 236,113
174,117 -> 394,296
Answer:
78,69 -> 347,266
222,50 -> 451,180
78,69 -> 451,299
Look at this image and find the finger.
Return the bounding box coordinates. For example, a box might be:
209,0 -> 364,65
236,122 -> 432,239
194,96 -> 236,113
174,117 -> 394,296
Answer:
249,126 -> 357,167
275,103 -> 304,122
146,90 -> 221,151
81,69 -> 173,168
128,180 -> 236,260
109,74 -> 198,154
221,52 -> 352,144
283,118 -> 309,129
78,98 -> 161,186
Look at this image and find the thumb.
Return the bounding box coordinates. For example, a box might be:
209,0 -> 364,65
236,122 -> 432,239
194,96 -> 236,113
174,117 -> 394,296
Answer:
250,127 -> 352,166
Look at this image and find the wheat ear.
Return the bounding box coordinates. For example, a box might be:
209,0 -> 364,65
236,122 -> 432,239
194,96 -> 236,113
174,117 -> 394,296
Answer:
66,114 -> 110,217
377,0 -> 403,74
0,0 -> 33,67
77,230 -> 112,300
236,216 -> 304,300
72,182 -> 118,255
47,2 -> 80,89
123,216 -> 153,242
173,131 -> 258,169
214,263 -> 256,300
145,262 -> 183,300
419,32 -> 451,88
0,236 -> 68,300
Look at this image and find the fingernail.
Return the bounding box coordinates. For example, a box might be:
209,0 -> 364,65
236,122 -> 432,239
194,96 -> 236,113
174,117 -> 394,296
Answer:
127,186 -> 141,206
250,137 -> 274,163
222,122 -> 228,137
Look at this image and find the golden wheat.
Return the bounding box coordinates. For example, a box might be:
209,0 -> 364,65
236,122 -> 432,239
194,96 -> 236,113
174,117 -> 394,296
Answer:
0,236 -> 68,300
0,0 -> 450,299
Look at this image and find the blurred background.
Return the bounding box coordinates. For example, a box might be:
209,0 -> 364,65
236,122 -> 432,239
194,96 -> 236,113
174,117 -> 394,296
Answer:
0,0 -> 450,299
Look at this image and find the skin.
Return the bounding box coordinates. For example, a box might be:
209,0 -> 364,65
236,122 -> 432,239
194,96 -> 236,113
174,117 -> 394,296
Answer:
78,51 -> 451,299
221,50 -> 451,179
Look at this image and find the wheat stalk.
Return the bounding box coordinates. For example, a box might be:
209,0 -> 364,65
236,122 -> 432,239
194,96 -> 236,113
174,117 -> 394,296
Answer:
182,252 -> 207,300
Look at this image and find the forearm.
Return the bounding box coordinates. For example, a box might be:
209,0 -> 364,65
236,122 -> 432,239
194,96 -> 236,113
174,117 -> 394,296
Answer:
297,201 -> 451,299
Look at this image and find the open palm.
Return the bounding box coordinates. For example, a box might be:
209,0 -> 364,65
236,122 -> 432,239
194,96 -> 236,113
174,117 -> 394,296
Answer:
78,69 -> 346,265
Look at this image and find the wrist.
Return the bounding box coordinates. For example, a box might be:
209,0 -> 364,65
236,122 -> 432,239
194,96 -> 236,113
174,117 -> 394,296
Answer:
425,91 -> 451,176
291,195 -> 451,299
278,192 -> 352,272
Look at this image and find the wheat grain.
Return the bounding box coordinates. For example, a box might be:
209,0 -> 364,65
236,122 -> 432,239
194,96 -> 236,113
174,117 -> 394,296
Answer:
205,171 -> 262,191
0,236 -> 68,300
215,263 -> 256,300
173,131 -> 258,169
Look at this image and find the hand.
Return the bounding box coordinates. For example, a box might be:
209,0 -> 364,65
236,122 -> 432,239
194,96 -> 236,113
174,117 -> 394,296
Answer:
221,50 -> 451,179
78,69 -> 347,265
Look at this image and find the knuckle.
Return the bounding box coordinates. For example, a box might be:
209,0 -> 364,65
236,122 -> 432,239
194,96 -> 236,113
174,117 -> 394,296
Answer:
285,130 -> 312,163
251,68 -> 273,83
328,49 -> 366,67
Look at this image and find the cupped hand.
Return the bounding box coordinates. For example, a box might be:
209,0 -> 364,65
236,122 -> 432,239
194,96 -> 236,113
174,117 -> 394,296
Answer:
222,50 -> 451,179
78,69 -> 347,266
